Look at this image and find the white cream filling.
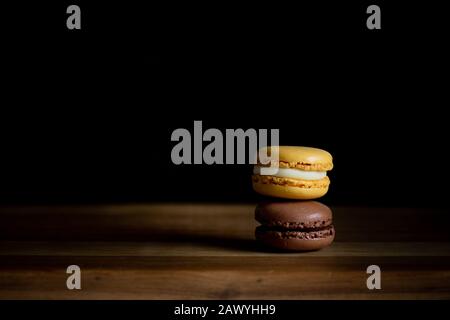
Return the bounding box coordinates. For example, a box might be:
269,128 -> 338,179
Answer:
253,166 -> 327,180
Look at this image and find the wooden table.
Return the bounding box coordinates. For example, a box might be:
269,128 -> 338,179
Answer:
1,204 -> 449,299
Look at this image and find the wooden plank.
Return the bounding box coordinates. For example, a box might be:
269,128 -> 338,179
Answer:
1,256 -> 450,299
0,204 -> 448,242
0,204 -> 449,299
2,241 -> 450,257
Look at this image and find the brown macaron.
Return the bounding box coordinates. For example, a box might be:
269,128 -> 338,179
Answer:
255,201 -> 335,251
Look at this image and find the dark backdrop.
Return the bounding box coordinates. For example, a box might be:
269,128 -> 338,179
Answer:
1,1 -> 448,206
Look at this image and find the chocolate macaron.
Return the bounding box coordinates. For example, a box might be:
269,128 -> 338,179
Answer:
252,146 -> 333,200
255,201 -> 335,251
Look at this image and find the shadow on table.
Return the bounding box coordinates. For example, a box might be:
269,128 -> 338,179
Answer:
0,207 -> 283,253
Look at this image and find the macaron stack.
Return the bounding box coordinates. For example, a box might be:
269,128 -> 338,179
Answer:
252,146 -> 335,251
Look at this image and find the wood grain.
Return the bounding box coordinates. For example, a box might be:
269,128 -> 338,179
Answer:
0,204 -> 449,299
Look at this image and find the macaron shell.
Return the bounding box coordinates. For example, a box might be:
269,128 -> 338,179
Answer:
260,146 -> 333,170
255,201 -> 332,229
253,175 -> 330,188
252,178 -> 329,200
255,226 -> 335,251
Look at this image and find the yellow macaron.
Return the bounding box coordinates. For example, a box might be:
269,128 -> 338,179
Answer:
252,146 -> 333,200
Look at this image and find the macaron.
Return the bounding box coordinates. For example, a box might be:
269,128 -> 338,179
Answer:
252,146 -> 333,200
255,201 -> 335,251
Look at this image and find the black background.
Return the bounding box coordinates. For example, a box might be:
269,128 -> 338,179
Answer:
1,1 -> 448,206
1,300 -> 449,319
